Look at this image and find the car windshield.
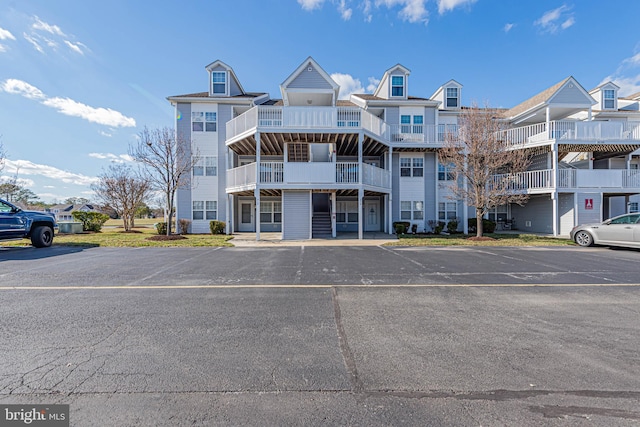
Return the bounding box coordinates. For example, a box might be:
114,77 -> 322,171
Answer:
0,201 -> 14,213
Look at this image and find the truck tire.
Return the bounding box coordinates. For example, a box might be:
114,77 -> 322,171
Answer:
31,225 -> 54,248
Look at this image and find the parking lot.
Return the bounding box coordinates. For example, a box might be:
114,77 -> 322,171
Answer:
1,245 -> 639,425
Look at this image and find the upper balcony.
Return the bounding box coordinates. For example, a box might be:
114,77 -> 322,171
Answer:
226,161 -> 391,193
225,105 -> 457,149
501,120 -> 640,149
490,169 -> 640,194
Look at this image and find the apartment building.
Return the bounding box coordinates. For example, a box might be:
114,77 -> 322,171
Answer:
168,57 -> 640,239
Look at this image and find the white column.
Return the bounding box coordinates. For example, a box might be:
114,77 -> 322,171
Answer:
388,147 -> 393,235
358,187 -> 364,240
226,194 -> 231,235
552,143 -> 559,236
331,191 -> 336,238
546,106 -> 551,139
230,194 -> 235,234
255,132 -> 261,241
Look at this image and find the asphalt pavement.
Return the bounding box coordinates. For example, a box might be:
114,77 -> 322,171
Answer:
1,245 -> 639,426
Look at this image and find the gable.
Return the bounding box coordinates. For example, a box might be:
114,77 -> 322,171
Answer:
287,65 -> 333,90
548,79 -> 594,106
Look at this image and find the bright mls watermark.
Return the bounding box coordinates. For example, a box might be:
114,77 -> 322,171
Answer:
1,405 -> 68,426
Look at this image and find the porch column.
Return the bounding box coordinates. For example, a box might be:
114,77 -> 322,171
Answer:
358,187 -> 364,240
331,191 -> 336,238
226,194 -> 231,235
255,132 -> 261,241
358,132 -> 363,184
388,147 -> 393,235
545,106 -> 551,139
552,143 -> 559,236
230,194 -> 235,234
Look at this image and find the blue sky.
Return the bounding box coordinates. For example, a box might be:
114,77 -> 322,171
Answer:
1,0 -> 639,203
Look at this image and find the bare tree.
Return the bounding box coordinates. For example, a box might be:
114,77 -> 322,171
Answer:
439,103 -> 530,237
91,164 -> 151,231
0,136 -> 5,173
130,127 -> 198,235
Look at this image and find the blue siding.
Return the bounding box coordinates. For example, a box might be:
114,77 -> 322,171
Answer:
176,103 -> 192,223
288,65 -> 333,90
218,104 -> 232,221
424,152 -> 436,224
392,153 -> 400,222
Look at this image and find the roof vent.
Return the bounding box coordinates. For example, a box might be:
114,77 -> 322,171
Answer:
308,67 -> 313,72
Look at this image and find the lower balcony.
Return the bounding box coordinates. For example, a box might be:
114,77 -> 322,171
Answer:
226,161 -> 391,192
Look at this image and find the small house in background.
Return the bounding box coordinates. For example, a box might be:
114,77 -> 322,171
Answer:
47,203 -> 99,222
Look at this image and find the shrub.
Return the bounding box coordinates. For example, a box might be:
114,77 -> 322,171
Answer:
178,219 -> 191,235
209,220 -> 226,234
468,218 -> 497,234
434,221 -> 445,234
447,220 -> 459,234
72,211 -> 110,232
392,221 -> 410,234
155,222 -> 167,235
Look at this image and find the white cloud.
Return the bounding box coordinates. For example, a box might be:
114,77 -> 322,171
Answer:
0,44 -> 7,53
331,73 -> 379,99
88,153 -> 134,164
504,23 -> 514,33
0,176 -> 35,188
534,5 -> 575,34
23,32 -> 44,53
437,0 -> 477,14
0,79 -> 136,128
331,73 -> 364,99
32,16 -> 66,37
4,159 -> 98,186
601,50 -> 640,97
99,130 -> 113,137
298,0 -> 325,10
64,40 -> 86,54
376,0 -> 429,24
338,0 -> 353,19
366,77 -> 380,92
0,79 -> 45,99
0,27 -> 16,40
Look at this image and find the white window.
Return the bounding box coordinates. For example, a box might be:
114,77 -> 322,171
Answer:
439,202 -> 457,221
212,72 -> 226,94
400,157 -> 423,177
438,163 -> 455,181
192,112 -> 217,132
401,201 -> 424,220
193,156 -> 217,176
603,89 -> 615,109
336,201 -> 358,223
630,202 -> 639,213
446,87 -> 459,108
488,204 -> 509,222
193,201 -> 217,220
400,115 -> 423,133
391,76 -> 404,97
260,201 -> 282,223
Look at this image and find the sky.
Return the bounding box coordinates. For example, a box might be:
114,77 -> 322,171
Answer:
0,0 -> 639,204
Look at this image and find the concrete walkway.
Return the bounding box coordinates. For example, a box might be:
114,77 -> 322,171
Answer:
230,232 -> 397,247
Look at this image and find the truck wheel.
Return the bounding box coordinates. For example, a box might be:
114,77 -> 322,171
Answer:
31,226 -> 54,248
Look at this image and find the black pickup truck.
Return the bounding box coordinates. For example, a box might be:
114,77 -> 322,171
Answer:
0,198 -> 58,247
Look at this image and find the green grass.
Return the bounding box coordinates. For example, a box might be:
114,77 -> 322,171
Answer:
385,233 -> 575,247
2,226 -> 233,248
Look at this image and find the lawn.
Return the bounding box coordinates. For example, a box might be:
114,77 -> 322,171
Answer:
386,233 -> 575,246
2,226 -> 233,248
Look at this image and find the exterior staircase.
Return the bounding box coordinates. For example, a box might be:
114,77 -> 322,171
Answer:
312,212 -> 332,237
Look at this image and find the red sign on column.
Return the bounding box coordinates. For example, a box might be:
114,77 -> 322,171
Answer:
585,199 -> 593,210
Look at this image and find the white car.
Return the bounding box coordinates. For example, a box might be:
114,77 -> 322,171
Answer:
570,213 -> 640,248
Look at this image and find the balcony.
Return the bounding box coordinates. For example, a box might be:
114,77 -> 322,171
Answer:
226,161 -> 391,192
225,105 -> 458,146
502,121 -> 640,147
491,169 -> 640,193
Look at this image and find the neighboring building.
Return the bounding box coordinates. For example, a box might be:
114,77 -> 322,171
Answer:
48,203 -> 98,222
168,57 -> 640,239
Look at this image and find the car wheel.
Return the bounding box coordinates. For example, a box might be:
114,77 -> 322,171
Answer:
574,230 -> 593,247
31,226 -> 53,248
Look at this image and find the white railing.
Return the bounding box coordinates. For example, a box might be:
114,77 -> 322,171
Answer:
623,170 -> 640,188
491,169 -> 553,191
226,162 -> 257,190
225,161 -> 391,189
226,107 -> 258,140
387,124 -> 459,143
503,121 -> 640,146
362,163 -> 391,188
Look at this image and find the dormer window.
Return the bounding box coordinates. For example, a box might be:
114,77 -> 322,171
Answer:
446,87 -> 459,108
603,89 -> 615,109
212,72 -> 226,95
391,76 -> 404,97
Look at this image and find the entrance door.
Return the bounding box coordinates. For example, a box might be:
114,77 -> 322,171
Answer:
238,201 -> 254,232
364,200 -> 379,232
